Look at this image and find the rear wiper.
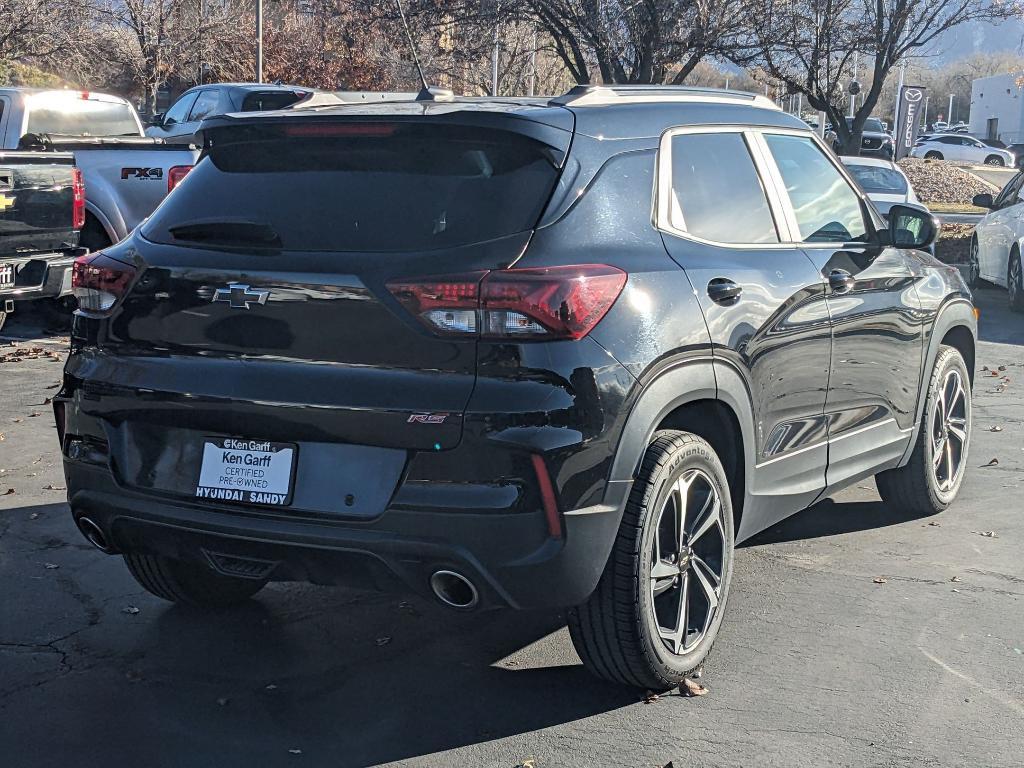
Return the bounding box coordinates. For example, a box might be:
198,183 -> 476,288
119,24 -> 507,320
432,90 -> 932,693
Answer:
167,220 -> 282,248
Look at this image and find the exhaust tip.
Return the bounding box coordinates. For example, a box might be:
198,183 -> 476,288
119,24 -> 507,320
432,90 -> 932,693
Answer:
429,570 -> 479,610
77,516 -> 114,554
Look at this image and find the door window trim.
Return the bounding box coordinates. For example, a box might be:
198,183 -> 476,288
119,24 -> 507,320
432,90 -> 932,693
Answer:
654,124 -> 798,248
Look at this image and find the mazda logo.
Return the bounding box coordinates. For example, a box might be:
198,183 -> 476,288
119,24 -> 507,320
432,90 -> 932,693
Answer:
904,88 -> 924,103
212,283 -> 270,309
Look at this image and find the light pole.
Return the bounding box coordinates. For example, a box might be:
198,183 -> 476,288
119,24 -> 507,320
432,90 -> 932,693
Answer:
948,93 -> 954,125
923,95 -> 929,129
849,52 -> 858,118
893,59 -> 906,132
255,0 -> 263,83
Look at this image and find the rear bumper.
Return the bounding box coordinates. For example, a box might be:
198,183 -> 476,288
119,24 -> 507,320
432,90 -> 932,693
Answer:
63,457 -> 630,610
0,249 -> 86,303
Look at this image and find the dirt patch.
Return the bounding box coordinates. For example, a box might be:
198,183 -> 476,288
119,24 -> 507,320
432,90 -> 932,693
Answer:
898,158 -> 996,206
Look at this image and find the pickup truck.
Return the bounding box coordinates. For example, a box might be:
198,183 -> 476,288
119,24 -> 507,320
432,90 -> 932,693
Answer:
0,89 -> 198,251
0,149 -> 86,331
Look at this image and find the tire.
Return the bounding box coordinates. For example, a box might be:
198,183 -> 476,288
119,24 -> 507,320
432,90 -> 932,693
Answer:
876,345 -> 972,514
568,430 -> 735,690
924,151 -> 943,161
1009,249 -> 1024,313
0,311 -> 6,334
966,236 -> 980,289
123,553 -> 266,608
984,155 -> 1005,167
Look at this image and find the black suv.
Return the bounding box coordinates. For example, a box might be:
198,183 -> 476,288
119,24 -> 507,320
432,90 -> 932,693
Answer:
58,86 -> 976,690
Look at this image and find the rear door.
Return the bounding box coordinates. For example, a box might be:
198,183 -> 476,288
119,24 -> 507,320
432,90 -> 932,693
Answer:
758,130 -> 925,486
84,116 -> 570,502
657,127 -> 833,524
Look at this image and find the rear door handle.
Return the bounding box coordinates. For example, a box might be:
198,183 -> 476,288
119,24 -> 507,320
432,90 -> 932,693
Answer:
707,278 -> 742,305
828,269 -> 855,294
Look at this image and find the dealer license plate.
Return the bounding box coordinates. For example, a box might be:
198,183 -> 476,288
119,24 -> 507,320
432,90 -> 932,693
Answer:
0,263 -> 14,290
195,438 -> 296,506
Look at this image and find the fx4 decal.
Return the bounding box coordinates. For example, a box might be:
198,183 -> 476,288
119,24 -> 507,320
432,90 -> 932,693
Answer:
407,413 -> 449,424
121,167 -> 164,180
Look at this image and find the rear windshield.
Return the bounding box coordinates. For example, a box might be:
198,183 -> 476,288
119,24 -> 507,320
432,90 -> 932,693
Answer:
26,95 -> 140,137
241,91 -> 306,111
845,163 -> 908,194
143,123 -> 560,252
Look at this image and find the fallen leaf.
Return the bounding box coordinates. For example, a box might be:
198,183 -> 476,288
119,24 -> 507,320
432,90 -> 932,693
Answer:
950,575 -> 961,582
122,605 -> 140,615
216,697 -> 230,707
29,512 -> 39,520
679,677 -> 709,697
44,563 -> 59,569
43,484 -> 65,491
990,426 -> 1003,432
375,636 -> 391,647
517,760 -> 537,768
991,370 -> 1000,377
982,458 -> 999,467
265,683 -> 278,691
642,690 -> 660,704
974,530 -> 998,538
998,365 -> 1006,371
952,588 -> 960,593
45,383 -> 58,389
27,413 -> 40,418
43,397 -> 51,405
11,418 -> 21,423
287,749 -> 302,755
928,521 -> 941,527
3,488 -> 14,495
873,577 -> 888,584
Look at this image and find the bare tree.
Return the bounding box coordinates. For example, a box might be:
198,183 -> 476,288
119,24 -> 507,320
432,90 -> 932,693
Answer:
746,0 -> 1023,154
0,0 -> 89,64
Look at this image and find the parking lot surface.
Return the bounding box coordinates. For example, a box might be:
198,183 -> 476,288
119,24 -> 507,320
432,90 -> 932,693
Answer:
1,287 -> 1022,768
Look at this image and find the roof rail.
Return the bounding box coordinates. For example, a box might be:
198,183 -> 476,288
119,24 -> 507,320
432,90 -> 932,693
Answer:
549,84 -> 780,110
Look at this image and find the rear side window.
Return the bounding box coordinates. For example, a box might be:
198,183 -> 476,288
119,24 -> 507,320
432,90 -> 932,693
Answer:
845,163 -> 908,194
764,134 -> 868,243
666,132 -> 779,244
25,95 -> 139,137
143,123 -> 561,252
188,90 -> 220,121
241,92 -> 305,111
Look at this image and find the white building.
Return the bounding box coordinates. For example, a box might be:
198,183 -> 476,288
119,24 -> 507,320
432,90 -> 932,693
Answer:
969,71 -> 1024,142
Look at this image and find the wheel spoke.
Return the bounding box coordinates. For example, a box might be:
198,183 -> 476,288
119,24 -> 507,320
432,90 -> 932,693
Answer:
933,437 -> 946,469
689,496 -> 721,545
947,375 -> 965,416
943,439 -> 954,489
651,560 -> 677,580
676,572 -> 690,652
691,555 -> 720,611
673,472 -> 694,539
948,423 -> 968,445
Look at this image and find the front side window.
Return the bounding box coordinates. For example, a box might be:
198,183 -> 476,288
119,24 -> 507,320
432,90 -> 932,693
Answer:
764,134 -> 868,243
164,92 -> 198,125
666,132 -> 779,244
188,90 -> 220,122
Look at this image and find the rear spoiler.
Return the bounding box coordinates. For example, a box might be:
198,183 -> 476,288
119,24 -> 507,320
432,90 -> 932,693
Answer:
18,134 -> 197,152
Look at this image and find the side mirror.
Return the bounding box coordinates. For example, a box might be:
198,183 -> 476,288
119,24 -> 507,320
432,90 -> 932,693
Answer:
972,193 -> 994,209
147,112 -> 165,127
888,204 -> 938,251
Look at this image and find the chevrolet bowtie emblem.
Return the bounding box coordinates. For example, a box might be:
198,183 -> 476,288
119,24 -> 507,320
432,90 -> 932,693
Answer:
212,283 -> 270,309
0,194 -> 15,213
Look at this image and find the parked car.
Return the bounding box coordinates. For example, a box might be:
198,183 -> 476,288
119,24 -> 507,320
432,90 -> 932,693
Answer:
146,83 -> 318,144
971,172 -> 1024,311
1006,143 -> 1024,168
931,121 -> 949,132
59,85 -> 977,691
911,134 -> 1015,166
0,149 -> 86,329
826,116 -> 894,158
0,89 -> 199,251
840,156 -> 923,216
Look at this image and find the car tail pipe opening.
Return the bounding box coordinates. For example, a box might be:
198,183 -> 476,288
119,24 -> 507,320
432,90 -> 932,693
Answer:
429,570 -> 480,610
76,515 -> 116,554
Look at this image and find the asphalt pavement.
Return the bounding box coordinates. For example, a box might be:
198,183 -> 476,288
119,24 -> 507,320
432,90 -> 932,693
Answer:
1,287 -> 1022,768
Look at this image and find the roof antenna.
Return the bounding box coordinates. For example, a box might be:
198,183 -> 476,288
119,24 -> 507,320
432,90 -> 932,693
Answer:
394,0 -> 454,102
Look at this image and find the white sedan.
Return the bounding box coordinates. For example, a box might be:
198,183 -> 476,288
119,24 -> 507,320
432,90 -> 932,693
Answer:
911,134 -> 1015,167
840,156 -> 923,217
971,172 -> 1024,311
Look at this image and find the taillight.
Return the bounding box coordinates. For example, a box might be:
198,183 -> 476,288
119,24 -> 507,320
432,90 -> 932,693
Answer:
71,168 -> 85,230
387,264 -> 626,341
72,253 -> 136,314
167,165 -> 193,193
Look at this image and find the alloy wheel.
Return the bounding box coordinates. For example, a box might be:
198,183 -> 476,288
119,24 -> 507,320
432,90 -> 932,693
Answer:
931,369 -> 968,492
650,469 -> 726,655
968,239 -> 980,287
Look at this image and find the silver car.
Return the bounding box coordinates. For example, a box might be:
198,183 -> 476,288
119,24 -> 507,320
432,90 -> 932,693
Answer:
910,134 -> 1015,166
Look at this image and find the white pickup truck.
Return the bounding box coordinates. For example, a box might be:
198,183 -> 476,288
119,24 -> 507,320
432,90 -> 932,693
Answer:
0,89 -> 198,250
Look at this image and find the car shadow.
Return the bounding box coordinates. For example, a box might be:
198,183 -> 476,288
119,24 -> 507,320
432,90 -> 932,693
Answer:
974,285 -> 1023,346
741,496 -> 935,547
